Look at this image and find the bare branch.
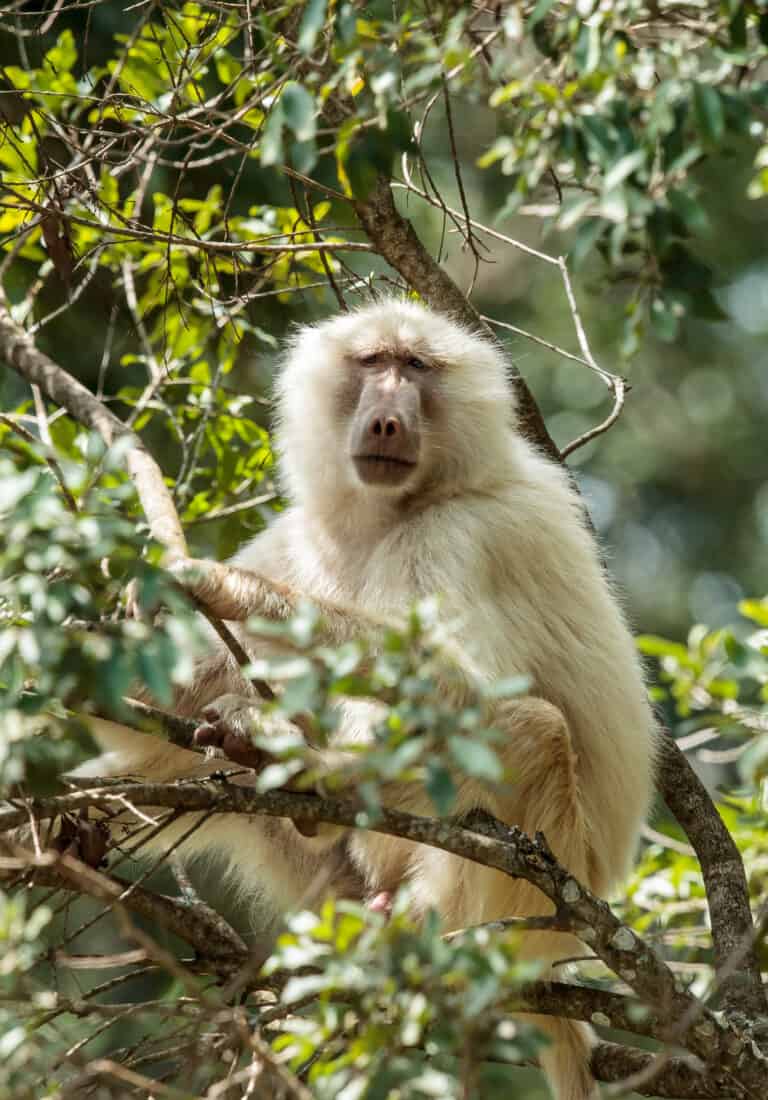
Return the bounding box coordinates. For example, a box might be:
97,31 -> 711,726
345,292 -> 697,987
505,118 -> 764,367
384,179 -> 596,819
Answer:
388,177 -> 628,458
2,188 -> 374,257
560,377 -> 628,459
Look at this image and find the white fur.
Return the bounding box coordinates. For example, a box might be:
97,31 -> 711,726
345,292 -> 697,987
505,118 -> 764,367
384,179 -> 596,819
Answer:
80,300 -> 657,1100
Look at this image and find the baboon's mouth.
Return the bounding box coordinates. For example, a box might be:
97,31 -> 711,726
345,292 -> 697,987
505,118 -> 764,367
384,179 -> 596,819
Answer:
353,453 -> 418,486
354,454 -> 416,466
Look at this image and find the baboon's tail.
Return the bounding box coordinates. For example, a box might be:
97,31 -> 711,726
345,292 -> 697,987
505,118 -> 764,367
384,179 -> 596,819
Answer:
538,1017 -> 599,1100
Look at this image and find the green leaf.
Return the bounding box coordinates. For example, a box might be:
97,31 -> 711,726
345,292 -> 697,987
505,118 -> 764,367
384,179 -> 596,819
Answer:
740,599 -> 768,627
689,289 -> 728,323
298,0 -> 327,53
528,0 -> 558,29
281,82 -> 316,142
667,189 -> 709,235
137,645 -> 174,706
759,13 -> 768,47
426,761 -> 456,816
637,635 -> 690,661
724,634 -> 747,665
603,150 -> 645,193
693,83 -> 725,146
340,112 -> 413,199
570,217 -> 605,268
729,3 -> 747,48
448,736 -> 503,782
661,244 -> 713,292
708,678 -> 738,699
650,295 -> 680,342
215,51 -> 241,85
44,29 -> 77,76
260,104 -> 284,166
289,137 -> 318,174
573,22 -> 600,76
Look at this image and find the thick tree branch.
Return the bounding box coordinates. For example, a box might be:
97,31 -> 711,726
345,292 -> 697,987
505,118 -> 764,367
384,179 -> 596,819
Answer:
656,728 -> 767,1017
589,1041 -> 741,1099
111,689 -> 768,1027
518,981 -> 662,1043
3,787 -> 761,1096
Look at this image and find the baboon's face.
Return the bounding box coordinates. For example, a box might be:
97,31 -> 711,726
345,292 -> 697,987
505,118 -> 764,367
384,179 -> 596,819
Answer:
277,300 -> 514,508
338,345 -> 440,489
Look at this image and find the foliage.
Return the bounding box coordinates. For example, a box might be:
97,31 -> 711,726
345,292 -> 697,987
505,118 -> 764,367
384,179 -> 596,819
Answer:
245,601 -> 520,814
627,602 -> 768,995
266,902 -> 544,1100
3,2 -> 767,353
1,2 -> 768,1099
0,448 -> 205,791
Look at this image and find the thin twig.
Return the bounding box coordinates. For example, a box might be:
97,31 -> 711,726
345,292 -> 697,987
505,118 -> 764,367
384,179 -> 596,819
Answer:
560,378 -> 628,459
0,412 -> 79,512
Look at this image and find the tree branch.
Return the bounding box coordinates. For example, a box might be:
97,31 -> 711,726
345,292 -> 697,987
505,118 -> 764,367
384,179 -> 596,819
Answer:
590,1041 -> 740,1099
0,288 -> 269,698
518,981 -> 663,1042
121,699 -> 202,750
3,780 -> 765,1093
656,728 -> 767,1017
4,846 -> 247,966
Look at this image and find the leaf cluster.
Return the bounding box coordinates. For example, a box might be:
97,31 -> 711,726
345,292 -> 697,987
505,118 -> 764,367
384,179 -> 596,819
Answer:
0,446 -> 204,792
266,899 -> 545,1100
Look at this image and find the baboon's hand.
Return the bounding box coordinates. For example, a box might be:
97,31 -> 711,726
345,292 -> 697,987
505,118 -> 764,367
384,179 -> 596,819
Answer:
52,812 -> 110,868
193,693 -> 270,770
194,695 -> 326,839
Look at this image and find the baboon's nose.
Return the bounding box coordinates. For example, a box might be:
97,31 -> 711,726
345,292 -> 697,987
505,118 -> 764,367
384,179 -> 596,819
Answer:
369,415 -> 401,438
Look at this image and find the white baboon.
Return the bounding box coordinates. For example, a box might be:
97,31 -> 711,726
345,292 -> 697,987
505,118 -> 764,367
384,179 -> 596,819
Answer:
76,300 -> 657,1100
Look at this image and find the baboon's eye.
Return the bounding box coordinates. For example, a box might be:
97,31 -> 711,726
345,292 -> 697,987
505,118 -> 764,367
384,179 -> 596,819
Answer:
407,356 -> 426,370
359,352 -> 381,366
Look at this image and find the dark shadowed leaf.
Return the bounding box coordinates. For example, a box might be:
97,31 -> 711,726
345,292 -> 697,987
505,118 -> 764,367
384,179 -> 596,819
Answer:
693,83 -> 725,145
426,760 -> 456,816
